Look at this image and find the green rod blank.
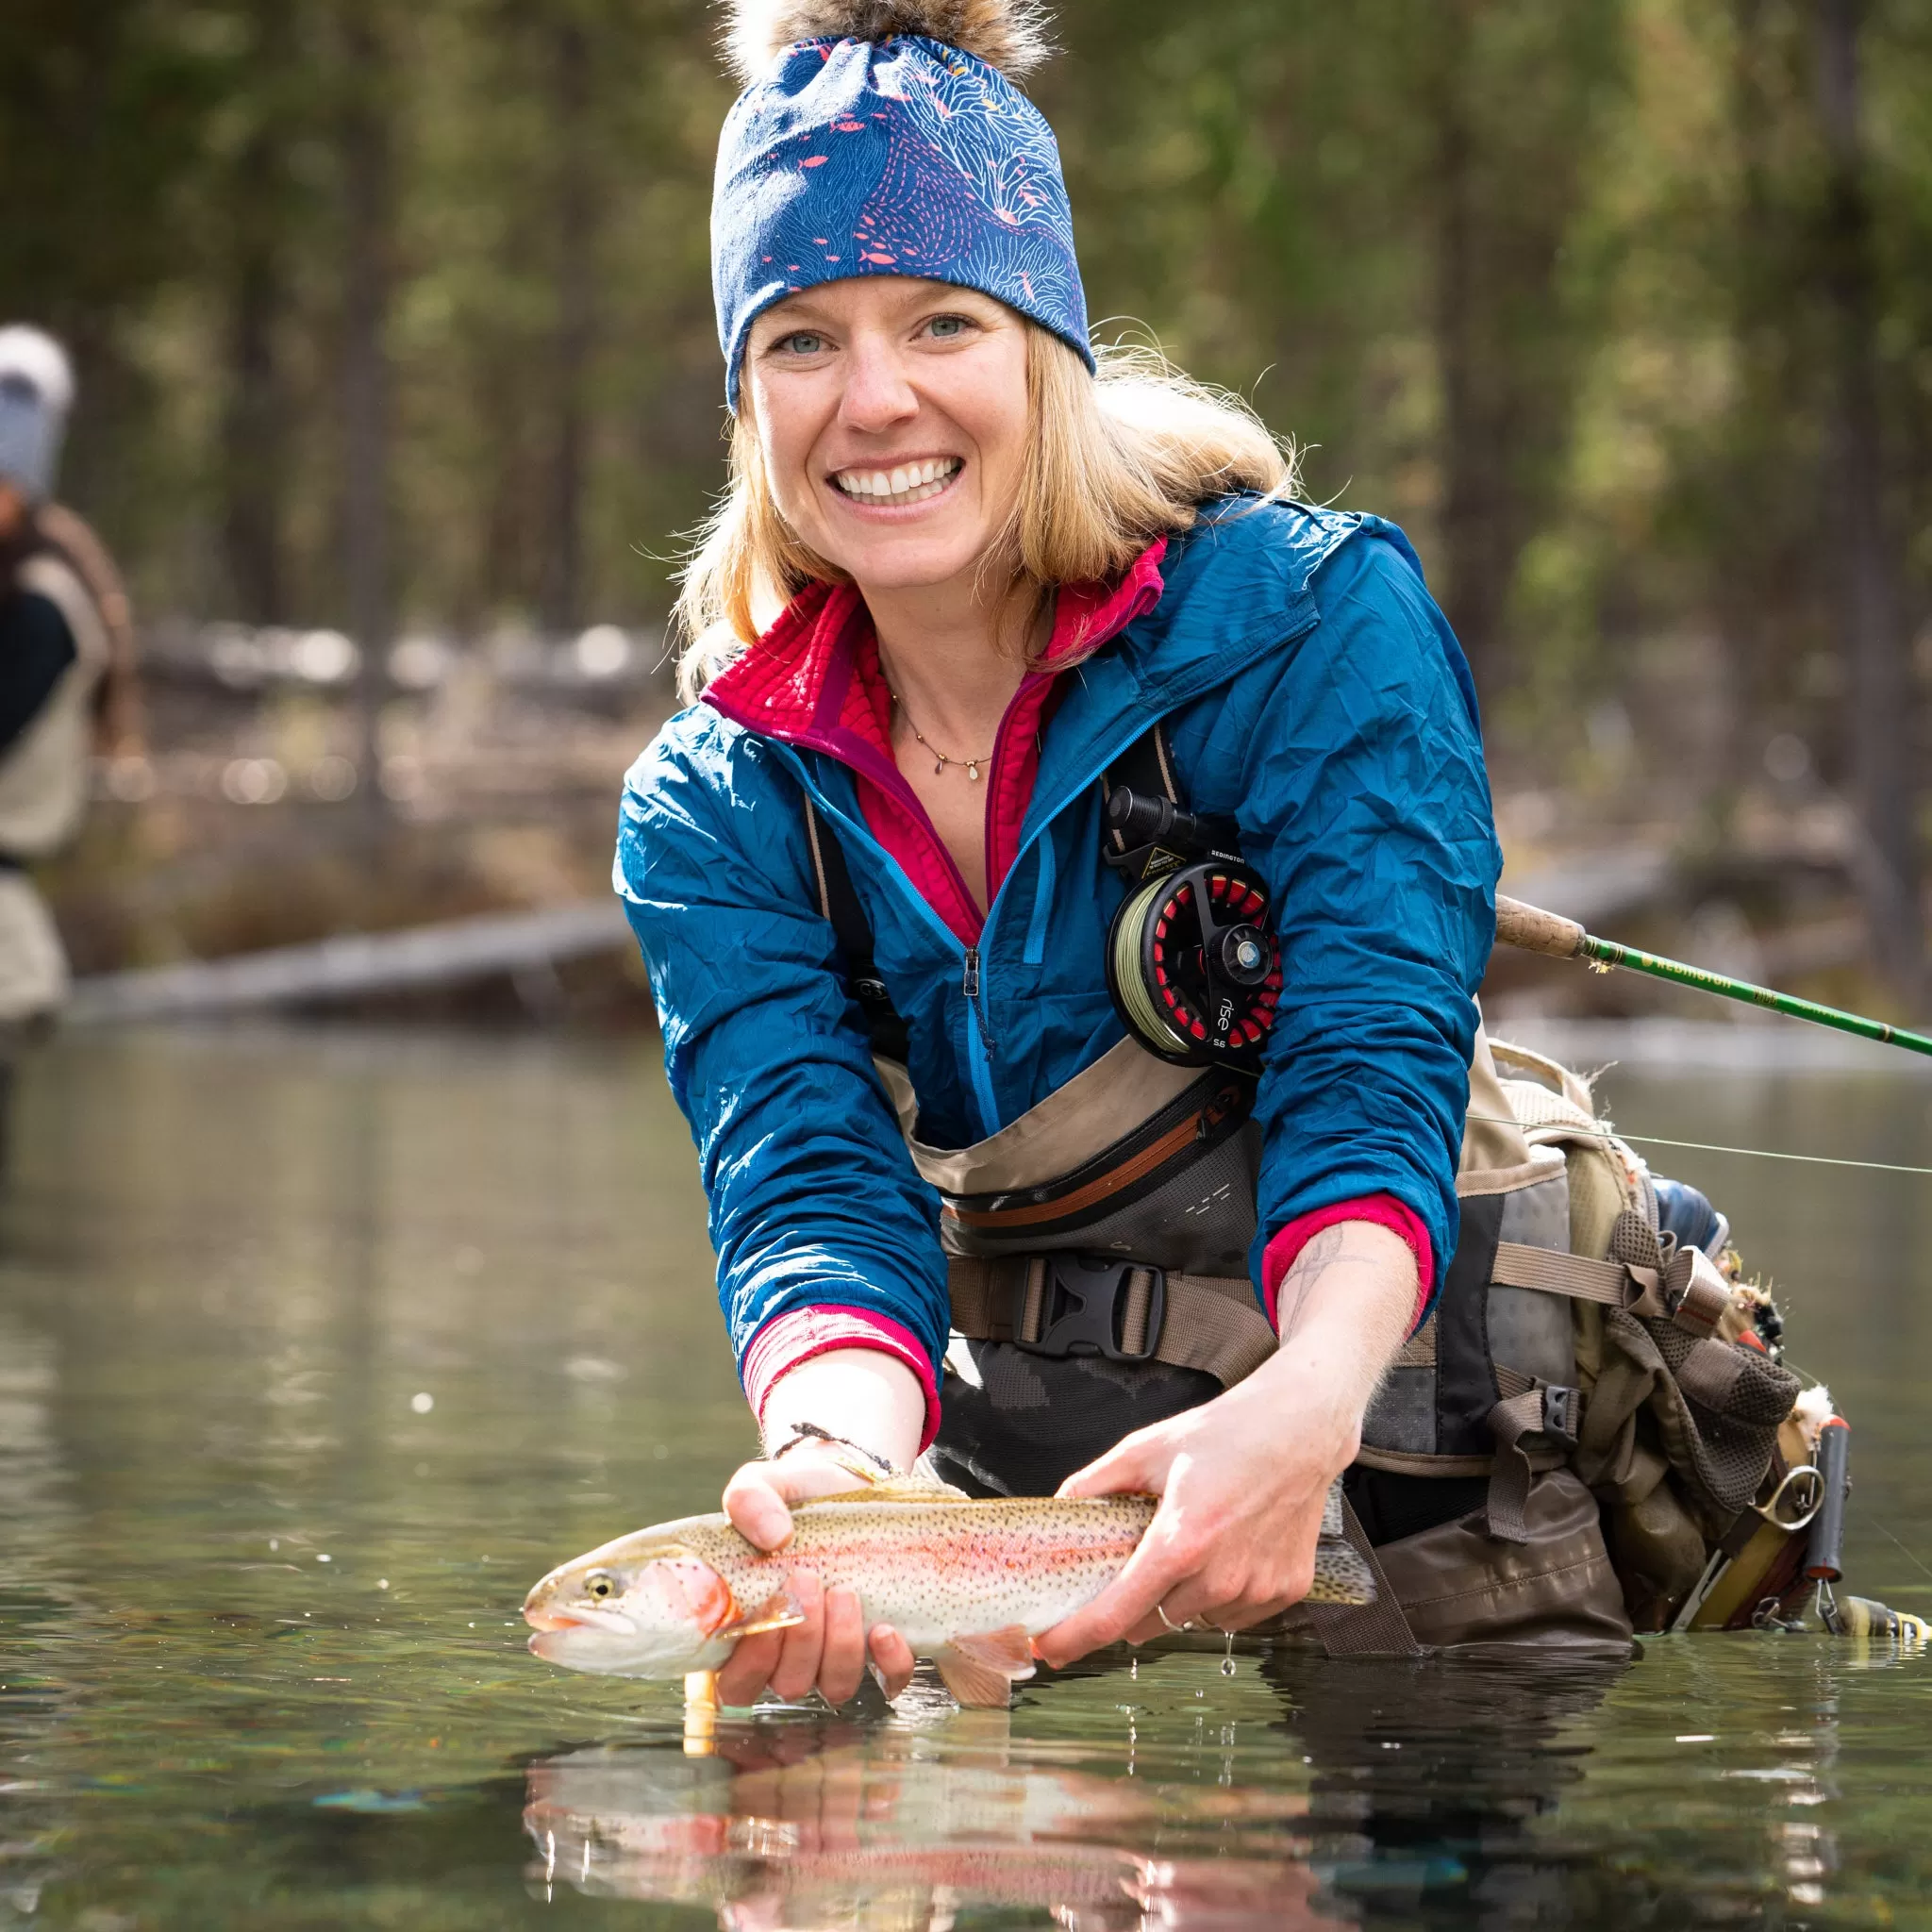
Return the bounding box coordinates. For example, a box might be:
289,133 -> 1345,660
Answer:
1493,893 -> 1932,1060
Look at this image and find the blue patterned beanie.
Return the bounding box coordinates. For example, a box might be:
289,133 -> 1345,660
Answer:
713,1 -> 1092,406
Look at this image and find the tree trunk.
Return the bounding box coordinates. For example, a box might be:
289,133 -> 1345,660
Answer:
219,0 -> 293,625
1428,0 -> 1506,700
341,1 -> 393,823
541,14 -> 594,636
222,237 -> 287,625
1816,0 -> 1923,1004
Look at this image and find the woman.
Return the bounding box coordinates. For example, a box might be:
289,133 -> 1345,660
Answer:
620,0 -> 1500,1706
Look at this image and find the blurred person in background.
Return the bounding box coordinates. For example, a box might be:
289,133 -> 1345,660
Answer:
0,325 -> 141,1149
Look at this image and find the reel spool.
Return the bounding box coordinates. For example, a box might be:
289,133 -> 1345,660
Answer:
1106,860 -> 1282,1067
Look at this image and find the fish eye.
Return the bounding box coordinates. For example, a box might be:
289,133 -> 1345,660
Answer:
585,1572 -> 617,1601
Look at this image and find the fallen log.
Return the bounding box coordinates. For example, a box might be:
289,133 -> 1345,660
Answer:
68,899 -> 634,1024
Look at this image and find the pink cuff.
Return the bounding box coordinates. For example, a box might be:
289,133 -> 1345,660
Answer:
1262,1193 -> 1435,1338
741,1306 -> 942,1456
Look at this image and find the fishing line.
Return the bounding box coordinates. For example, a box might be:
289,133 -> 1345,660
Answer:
1467,1116 -> 1932,1178
1874,1522 -> 1932,1590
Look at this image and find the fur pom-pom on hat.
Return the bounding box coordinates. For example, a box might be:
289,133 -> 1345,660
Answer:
723,0 -> 1054,83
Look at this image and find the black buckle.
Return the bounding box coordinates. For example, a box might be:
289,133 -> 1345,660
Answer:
1541,1384 -> 1580,1449
1012,1255 -> 1165,1363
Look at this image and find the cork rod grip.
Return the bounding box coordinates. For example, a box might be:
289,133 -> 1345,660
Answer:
1493,895 -> 1589,961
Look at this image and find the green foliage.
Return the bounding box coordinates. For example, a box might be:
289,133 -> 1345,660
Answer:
3,0 -> 1927,791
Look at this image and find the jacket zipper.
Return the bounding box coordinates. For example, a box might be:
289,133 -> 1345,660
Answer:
774,693 -> 1274,1140
960,945 -> 999,1131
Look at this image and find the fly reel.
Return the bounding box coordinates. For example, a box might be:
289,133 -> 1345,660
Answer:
1105,851 -> 1282,1068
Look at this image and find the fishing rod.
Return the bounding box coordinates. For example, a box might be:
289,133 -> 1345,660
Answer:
1493,896 -> 1932,1060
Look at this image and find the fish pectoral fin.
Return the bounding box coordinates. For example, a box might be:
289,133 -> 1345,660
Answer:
933,1625 -> 1038,1708
714,1588 -> 808,1641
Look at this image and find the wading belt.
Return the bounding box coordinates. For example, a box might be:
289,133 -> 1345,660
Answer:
801,725 -> 1280,1392
945,1250 -> 1276,1387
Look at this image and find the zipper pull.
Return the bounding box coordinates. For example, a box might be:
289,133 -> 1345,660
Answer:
962,947 -> 980,1000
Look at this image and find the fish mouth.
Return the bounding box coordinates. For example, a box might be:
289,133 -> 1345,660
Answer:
523,1603 -> 637,1637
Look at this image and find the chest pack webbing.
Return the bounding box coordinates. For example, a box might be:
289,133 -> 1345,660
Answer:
799,727 -> 1279,1422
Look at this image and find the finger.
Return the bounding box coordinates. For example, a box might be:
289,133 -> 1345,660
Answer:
766,1570 -> 827,1703
716,1627 -> 784,1707
1211,1592 -> 1301,1634
1054,1431 -> 1163,1501
868,1623 -> 916,1700
817,1587 -> 867,1706
1035,1531 -> 1198,1666
1151,1569 -> 1249,1632
723,1465 -> 796,1554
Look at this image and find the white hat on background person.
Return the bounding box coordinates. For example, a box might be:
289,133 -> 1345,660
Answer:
0,326 -> 75,504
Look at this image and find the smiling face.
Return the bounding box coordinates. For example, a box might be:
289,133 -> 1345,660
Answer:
741,277 -> 1031,602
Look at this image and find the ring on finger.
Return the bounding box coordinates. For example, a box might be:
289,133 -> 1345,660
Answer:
1154,1599 -> 1195,1635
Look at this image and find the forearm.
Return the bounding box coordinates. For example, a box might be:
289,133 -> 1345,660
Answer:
1257,1219 -> 1417,1444
757,1346 -> 926,1473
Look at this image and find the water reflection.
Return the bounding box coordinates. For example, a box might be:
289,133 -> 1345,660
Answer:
518,1650 -> 1652,1929
0,1310 -> 77,1925
525,1700 -> 1345,1929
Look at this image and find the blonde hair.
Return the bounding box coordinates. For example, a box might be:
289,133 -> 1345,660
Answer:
673,327 -> 1297,700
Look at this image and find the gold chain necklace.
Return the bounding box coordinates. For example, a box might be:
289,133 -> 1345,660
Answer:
889,690 -> 994,782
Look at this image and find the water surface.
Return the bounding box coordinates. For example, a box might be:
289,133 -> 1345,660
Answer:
2,1026 -> 1929,1928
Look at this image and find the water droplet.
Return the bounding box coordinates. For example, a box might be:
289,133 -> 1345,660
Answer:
1221,1656 -> 1236,1676
410,1391 -> 434,1414
1129,1659 -> 1138,1680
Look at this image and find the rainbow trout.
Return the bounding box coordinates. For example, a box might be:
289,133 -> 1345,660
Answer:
523,1472 -> 1373,1707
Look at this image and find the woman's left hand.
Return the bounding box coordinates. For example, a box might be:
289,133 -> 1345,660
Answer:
1033,1219 -> 1417,1666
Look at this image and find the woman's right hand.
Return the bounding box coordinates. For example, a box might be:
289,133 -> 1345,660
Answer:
716,1446 -> 918,1708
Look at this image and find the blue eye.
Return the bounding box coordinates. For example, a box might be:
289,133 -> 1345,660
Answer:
927,315 -> 968,339
781,332 -> 824,355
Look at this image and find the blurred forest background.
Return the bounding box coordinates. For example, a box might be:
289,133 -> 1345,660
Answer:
5,0 -> 1929,1018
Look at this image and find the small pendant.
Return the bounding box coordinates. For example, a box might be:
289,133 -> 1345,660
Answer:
967,761 -> 981,781
934,758 -> 944,776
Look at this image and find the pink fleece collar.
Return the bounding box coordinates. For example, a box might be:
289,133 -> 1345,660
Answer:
703,540 -> 1166,738
703,541 -> 1168,941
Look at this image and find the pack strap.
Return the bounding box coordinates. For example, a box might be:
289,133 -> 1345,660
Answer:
1491,1241 -> 1631,1307
802,797 -> 910,1064
1303,1497 -> 1423,1657
1484,1383 -> 1582,1542
947,1254 -> 1276,1387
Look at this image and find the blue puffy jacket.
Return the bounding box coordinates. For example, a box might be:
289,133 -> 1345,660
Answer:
617,499 -> 1500,1390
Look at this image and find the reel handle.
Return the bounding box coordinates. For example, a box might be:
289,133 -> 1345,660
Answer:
1105,788 -> 1242,869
